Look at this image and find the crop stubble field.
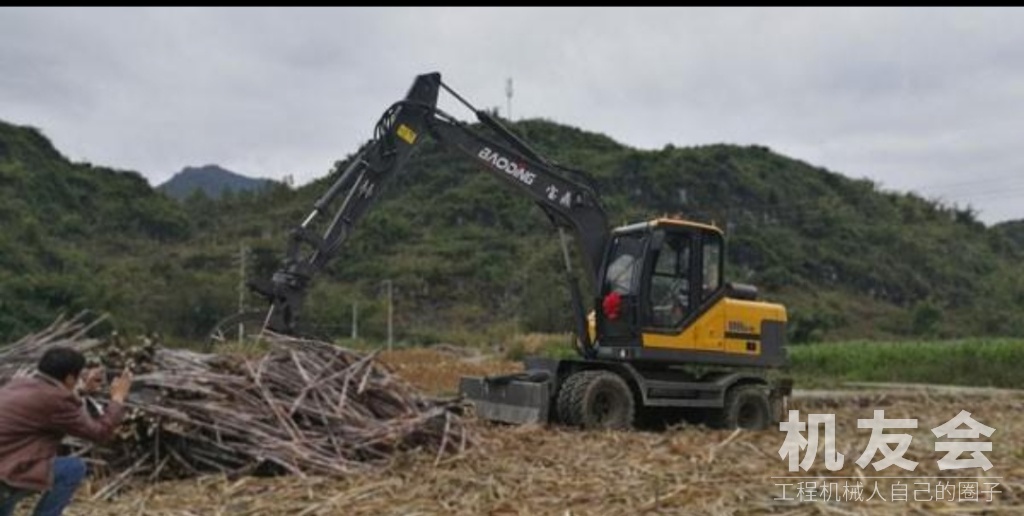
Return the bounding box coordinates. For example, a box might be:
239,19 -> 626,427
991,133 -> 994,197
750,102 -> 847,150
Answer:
61,347 -> 1024,515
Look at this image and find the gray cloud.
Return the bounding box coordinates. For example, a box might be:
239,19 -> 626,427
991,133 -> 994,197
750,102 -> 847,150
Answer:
1,7 -> 1022,223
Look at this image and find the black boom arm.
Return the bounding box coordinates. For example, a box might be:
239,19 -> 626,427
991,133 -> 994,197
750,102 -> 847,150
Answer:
250,73 -> 608,356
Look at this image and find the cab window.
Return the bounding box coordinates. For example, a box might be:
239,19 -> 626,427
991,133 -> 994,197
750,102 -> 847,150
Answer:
604,234 -> 644,295
647,234 -> 691,328
702,234 -> 722,300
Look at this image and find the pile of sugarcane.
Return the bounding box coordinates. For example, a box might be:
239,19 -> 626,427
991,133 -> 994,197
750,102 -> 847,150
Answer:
0,315 -> 107,383
2,315 -> 471,498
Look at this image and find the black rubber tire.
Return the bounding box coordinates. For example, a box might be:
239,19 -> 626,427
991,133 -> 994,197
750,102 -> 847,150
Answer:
556,370 -> 635,430
204,310 -> 270,352
710,384 -> 772,430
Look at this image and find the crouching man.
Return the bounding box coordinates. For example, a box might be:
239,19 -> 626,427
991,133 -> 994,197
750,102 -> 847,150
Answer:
0,347 -> 133,516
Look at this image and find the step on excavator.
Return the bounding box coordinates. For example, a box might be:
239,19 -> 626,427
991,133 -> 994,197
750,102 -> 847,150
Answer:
207,72 -> 792,430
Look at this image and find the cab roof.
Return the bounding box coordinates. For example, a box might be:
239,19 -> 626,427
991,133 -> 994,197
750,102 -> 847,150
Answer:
612,217 -> 724,236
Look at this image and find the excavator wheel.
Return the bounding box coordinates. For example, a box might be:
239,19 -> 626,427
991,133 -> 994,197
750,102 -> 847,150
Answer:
556,370 -> 635,430
204,310 -> 271,353
709,384 -> 772,430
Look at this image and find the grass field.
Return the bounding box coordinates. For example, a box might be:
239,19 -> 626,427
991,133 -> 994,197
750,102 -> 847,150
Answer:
788,339 -> 1024,388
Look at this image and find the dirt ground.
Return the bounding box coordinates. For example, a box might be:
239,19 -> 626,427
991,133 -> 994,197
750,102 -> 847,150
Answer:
53,348 -> 1024,515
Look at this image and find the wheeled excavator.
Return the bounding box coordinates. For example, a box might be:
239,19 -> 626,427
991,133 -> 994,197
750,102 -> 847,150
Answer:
207,72 -> 792,430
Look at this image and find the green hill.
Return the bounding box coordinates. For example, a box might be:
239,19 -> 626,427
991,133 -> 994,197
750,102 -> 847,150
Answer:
0,121 -> 193,339
995,220 -> 1024,252
2,117 -> 1022,345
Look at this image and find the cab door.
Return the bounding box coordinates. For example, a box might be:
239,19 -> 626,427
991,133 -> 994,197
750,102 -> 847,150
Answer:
637,226 -> 727,352
640,228 -> 697,331
594,232 -> 647,347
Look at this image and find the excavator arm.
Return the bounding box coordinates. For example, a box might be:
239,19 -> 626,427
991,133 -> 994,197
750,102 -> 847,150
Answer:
223,72 -> 609,356
238,72 -> 442,337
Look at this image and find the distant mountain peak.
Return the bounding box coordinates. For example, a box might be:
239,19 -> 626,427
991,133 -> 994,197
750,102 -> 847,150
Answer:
180,164 -> 225,174
158,164 -> 273,200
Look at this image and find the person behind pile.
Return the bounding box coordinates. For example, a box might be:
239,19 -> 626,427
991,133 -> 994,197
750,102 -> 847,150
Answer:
0,347 -> 133,516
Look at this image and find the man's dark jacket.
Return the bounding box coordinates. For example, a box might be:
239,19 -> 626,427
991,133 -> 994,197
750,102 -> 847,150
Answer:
0,374 -> 124,491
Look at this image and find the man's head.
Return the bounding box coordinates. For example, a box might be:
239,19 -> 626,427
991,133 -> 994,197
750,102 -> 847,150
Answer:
38,347 -> 87,391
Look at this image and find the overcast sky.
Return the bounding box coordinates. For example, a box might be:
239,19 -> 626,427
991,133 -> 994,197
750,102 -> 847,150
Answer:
2,7 -> 1022,224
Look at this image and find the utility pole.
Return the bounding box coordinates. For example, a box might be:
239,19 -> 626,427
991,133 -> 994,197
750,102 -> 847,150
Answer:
384,279 -> 393,351
351,302 -> 358,339
506,77 -> 514,121
237,244 -> 247,314
236,244 -> 250,343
